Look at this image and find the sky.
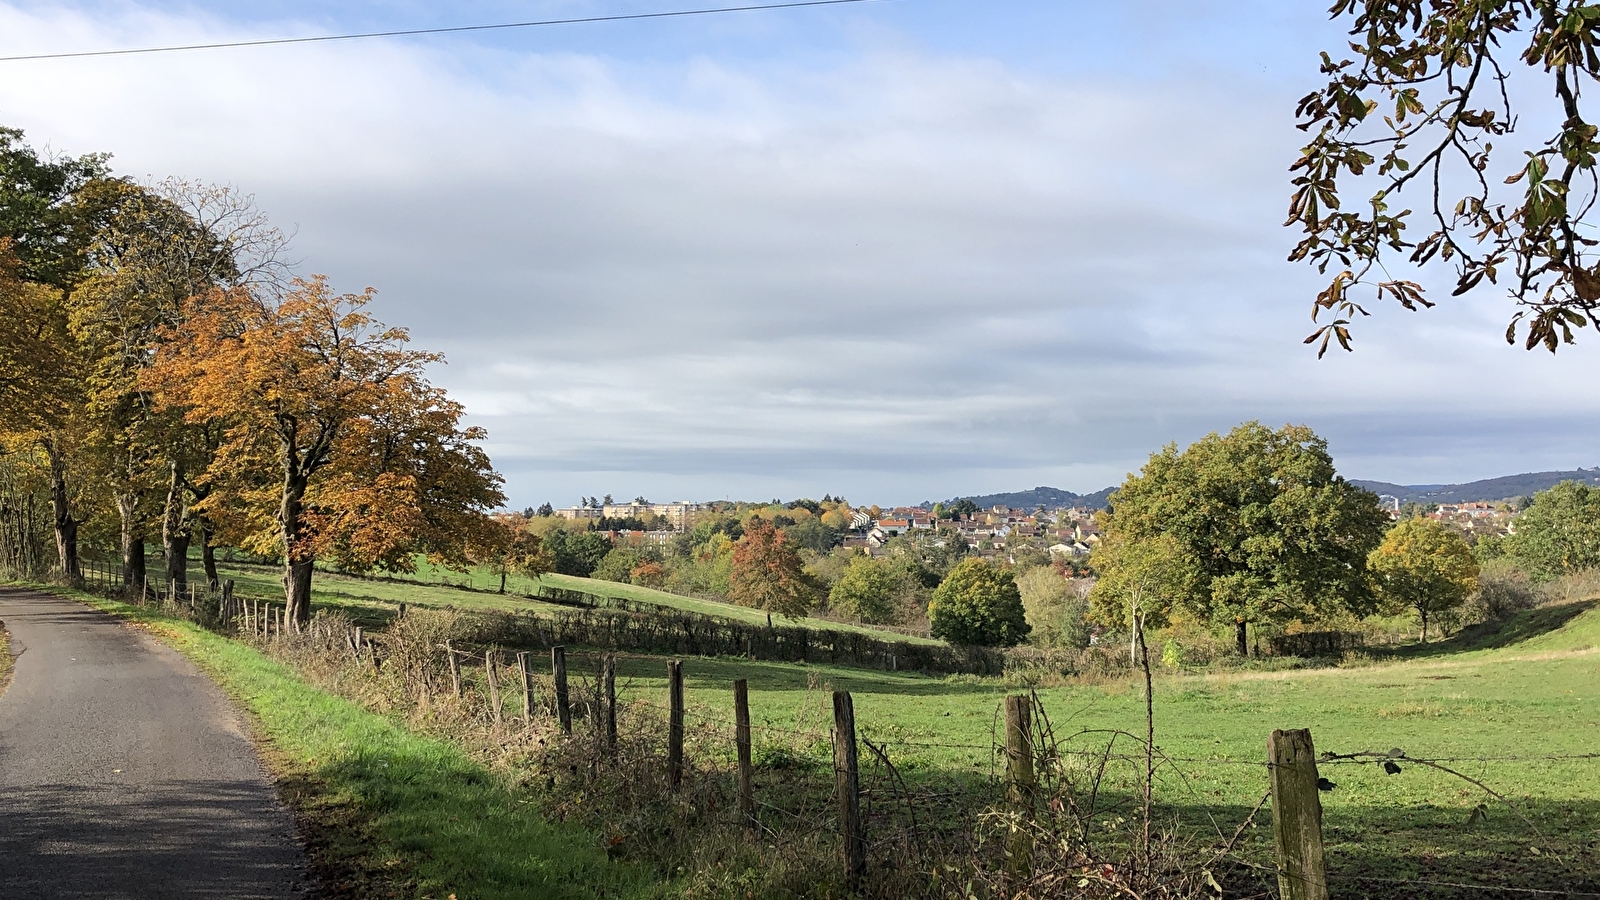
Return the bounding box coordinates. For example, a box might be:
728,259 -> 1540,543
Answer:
2,0 -> 1597,509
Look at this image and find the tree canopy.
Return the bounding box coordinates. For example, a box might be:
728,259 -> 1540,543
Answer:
1501,479 -> 1600,579
727,518 -> 813,619
1294,1 -> 1600,354
1098,421 -> 1388,655
1368,516 -> 1479,642
928,558 -> 1030,647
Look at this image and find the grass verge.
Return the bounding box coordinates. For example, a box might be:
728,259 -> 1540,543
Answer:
40,584 -> 659,900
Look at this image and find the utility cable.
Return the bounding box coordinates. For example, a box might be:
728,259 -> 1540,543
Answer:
0,0 -> 894,62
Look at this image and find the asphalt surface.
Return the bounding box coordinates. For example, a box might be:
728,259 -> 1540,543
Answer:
0,586 -> 310,899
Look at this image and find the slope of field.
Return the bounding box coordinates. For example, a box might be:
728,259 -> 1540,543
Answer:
212,559 -> 941,646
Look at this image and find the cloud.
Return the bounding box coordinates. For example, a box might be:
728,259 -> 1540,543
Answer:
3,1 -> 1598,507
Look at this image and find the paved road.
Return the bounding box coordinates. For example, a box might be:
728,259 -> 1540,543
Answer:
0,586 -> 310,899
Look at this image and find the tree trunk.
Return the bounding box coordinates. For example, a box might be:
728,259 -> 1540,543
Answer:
280,472 -> 312,626
162,460 -> 190,592
284,556 -> 313,627
116,491 -> 146,588
499,568 -> 507,594
1235,620 -> 1248,657
198,517 -> 219,590
44,439 -> 79,582
1420,609 -> 1429,644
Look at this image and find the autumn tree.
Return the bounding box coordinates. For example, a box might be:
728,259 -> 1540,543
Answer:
146,277 -> 504,624
1293,2 -> 1600,353
71,179 -> 289,591
0,128 -> 112,580
1103,422 -> 1388,656
1368,517 -> 1479,642
927,558 -> 1030,647
469,516 -> 551,594
728,517 -> 814,619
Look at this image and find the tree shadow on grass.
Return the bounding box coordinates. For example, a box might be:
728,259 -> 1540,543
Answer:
1374,600 -> 1598,661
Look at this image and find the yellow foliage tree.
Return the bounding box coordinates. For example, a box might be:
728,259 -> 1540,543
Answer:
1368,517 -> 1479,643
146,277 -> 504,624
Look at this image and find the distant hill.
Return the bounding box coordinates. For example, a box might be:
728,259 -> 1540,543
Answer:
1352,468 -> 1600,504
940,485 -> 1116,511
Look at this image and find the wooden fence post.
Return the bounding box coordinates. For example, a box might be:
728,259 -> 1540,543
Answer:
668,659 -> 684,789
445,641 -> 463,697
833,690 -> 866,890
1005,694 -> 1036,883
517,651 -> 534,722
735,678 -> 755,829
485,649 -> 503,726
1269,728 -> 1329,900
553,646 -> 572,733
602,654 -> 617,755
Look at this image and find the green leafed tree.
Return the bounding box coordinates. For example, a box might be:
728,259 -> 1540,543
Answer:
1293,2 -> 1600,354
1502,479 -> 1600,580
1102,422 -> 1388,655
1368,516 -> 1479,642
828,554 -> 901,624
928,558 -> 1030,647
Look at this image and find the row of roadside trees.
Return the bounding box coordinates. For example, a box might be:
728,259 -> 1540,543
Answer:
0,126 -> 504,623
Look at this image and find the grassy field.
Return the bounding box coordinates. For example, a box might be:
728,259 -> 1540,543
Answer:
39,584 -> 661,900
562,600 -> 1600,894
211,557 -> 941,645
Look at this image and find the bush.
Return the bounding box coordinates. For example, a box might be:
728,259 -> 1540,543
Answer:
591,547 -> 643,584
1015,566 -> 1091,649
1460,558 -> 1542,624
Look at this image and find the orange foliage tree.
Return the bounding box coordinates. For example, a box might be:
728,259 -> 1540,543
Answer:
145,276 -> 504,623
727,517 -> 814,619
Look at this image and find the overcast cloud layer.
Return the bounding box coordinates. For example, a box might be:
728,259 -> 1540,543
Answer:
3,1 -> 1597,508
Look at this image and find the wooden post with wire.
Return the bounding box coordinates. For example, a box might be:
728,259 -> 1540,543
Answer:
553,646 -> 571,733
833,690 -> 865,890
668,659 -> 684,788
445,641 -> 462,698
602,654 -> 617,755
517,651 -> 534,722
734,678 -> 755,829
1005,694 -> 1036,883
1269,728 -> 1329,900
485,649 -> 503,725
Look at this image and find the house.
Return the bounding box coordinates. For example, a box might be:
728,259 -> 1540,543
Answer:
555,506 -> 603,520
875,518 -> 911,537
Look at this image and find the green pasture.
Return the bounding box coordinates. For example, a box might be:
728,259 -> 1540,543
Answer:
569,601 -> 1600,894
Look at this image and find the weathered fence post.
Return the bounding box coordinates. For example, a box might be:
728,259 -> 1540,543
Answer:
1269,728 -> 1329,900
553,646 -> 572,733
517,651 -> 534,722
1005,694 -> 1036,883
668,659 -> 684,789
833,690 -> 866,891
445,641 -> 463,697
735,678 -> 755,829
602,654 -> 617,755
485,649 -> 503,725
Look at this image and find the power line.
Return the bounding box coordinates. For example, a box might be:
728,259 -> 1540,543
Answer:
0,0 -> 894,63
